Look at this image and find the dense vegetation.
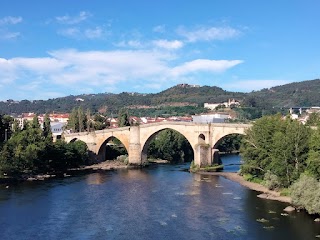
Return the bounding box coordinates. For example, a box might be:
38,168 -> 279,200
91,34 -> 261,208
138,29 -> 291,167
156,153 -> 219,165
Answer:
0,114 -> 88,177
66,107 -> 110,132
240,114 -> 320,214
147,129 -> 193,163
215,134 -> 243,153
2,79 -> 320,120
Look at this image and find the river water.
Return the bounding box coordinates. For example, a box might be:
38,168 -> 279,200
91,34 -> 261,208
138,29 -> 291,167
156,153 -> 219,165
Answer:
0,155 -> 319,240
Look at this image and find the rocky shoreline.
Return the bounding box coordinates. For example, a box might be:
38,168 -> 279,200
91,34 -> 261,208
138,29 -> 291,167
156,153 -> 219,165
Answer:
197,171 -> 292,203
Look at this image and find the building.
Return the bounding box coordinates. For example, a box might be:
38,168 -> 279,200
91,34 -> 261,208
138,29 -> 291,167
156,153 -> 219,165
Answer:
204,99 -> 240,110
192,113 -> 231,123
50,122 -> 67,141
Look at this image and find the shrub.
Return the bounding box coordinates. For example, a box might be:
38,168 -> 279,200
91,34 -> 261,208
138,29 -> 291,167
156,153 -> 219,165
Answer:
264,170 -> 281,190
290,174 -> 320,214
116,155 -> 128,164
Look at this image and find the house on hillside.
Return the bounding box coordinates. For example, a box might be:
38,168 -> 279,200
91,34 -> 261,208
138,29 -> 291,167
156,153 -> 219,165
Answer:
204,99 -> 240,110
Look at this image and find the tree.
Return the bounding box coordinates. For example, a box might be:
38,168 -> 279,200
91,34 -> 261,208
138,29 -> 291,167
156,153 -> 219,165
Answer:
118,108 -> 130,127
290,175 -> 320,214
43,114 -> 53,143
148,129 -> 193,163
216,134 -> 243,153
78,107 -> 86,132
306,112 -> 320,126
0,114 -> 14,145
66,107 -> 87,132
306,125 -> 320,179
240,115 -> 310,187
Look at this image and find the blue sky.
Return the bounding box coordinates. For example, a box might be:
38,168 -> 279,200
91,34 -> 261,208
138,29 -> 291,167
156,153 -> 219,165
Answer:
0,0 -> 319,100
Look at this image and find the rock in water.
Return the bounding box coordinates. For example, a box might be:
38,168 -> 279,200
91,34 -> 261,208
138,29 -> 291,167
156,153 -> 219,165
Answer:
283,206 -> 295,212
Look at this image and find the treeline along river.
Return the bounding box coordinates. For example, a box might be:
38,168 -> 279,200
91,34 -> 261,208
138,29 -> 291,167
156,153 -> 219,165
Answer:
0,155 -> 319,240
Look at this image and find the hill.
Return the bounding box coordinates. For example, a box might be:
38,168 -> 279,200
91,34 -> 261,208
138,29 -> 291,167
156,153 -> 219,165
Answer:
244,79 -> 320,108
1,79 -> 320,117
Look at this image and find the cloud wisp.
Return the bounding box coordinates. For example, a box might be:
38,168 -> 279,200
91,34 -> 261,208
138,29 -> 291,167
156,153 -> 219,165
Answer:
0,16 -> 23,25
55,11 -> 91,25
177,26 -> 241,42
0,16 -> 23,40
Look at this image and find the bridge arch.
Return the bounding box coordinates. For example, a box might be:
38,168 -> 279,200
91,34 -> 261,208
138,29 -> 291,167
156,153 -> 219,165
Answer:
198,134 -> 206,144
68,138 -> 78,143
139,124 -> 210,164
141,128 -> 194,163
95,132 -> 130,162
213,133 -> 244,152
97,136 -> 128,161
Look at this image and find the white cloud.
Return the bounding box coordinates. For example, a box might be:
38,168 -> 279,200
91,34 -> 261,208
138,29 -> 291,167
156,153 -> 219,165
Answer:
171,59 -> 243,76
56,11 -> 91,25
0,49 -> 243,99
177,26 -> 241,42
0,16 -> 22,25
221,80 -> 291,92
153,25 -> 166,33
153,39 -> 184,49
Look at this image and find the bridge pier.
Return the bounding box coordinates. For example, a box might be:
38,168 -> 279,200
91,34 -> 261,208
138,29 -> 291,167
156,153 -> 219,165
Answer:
194,144 -> 212,167
212,149 -> 222,165
128,126 -> 145,165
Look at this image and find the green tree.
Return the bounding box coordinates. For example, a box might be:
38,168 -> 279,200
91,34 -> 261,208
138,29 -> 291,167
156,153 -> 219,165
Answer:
66,107 -> 87,132
118,108 -> 130,127
290,175 -> 320,214
43,114 -> 53,143
148,129 -> 193,163
306,112 -> 320,126
241,115 -> 310,187
306,125 -> 320,179
216,134 -> 243,153
92,113 -> 108,130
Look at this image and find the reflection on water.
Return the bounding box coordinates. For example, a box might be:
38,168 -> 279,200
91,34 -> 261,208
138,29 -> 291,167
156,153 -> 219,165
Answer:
0,155 -> 319,240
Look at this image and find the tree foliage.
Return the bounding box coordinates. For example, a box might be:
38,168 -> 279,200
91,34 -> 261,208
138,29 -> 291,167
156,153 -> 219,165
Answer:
216,134 -> 243,153
241,115 -> 310,187
290,175 -> 320,215
147,129 -> 193,163
0,118 -> 88,176
118,108 -> 130,127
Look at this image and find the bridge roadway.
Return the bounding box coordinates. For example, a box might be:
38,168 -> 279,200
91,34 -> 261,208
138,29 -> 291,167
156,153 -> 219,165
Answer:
64,122 -> 251,167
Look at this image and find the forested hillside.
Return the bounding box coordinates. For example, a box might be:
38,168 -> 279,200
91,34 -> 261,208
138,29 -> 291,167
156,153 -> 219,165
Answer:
1,79 -> 320,116
243,79 -> 320,108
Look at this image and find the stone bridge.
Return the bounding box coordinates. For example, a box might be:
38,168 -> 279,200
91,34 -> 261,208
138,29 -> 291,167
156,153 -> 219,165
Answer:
64,122 -> 251,167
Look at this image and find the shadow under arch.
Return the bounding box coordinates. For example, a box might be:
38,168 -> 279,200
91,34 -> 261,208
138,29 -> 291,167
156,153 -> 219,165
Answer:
213,133 -> 244,153
141,128 -> 194,164
198,133 -> 205,144
97,136 -> 128,162
69,138 -> 78,143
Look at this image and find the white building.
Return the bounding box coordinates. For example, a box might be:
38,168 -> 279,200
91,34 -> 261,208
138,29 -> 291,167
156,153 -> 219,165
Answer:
192,114 -> 231,123
204,99 -> 240,110
50,122 -> 67,141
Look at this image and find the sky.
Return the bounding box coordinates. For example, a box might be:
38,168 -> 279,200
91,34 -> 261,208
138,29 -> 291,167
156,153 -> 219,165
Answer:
0,0 -> 320,101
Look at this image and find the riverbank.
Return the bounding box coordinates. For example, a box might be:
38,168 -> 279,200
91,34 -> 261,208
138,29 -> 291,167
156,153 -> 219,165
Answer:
197,171 -> 292,203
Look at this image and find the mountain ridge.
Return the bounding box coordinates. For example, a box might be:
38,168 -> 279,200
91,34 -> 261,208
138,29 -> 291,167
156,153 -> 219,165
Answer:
1,79 -> 319,115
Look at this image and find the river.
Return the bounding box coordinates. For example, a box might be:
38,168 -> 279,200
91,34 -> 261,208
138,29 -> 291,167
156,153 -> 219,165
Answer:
0,155 -> 319,240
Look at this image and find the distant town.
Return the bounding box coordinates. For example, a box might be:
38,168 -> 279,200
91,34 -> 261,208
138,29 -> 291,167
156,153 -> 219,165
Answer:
10,97 -> 320,141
